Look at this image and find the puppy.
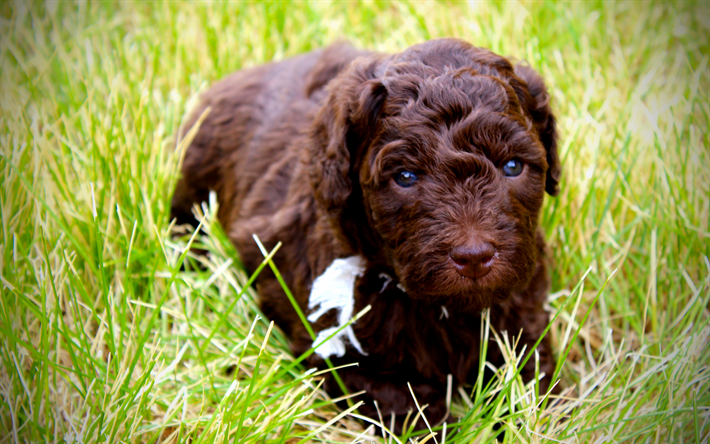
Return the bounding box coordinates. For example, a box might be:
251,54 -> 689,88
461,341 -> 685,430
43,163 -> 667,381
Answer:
171,38 -> 561,432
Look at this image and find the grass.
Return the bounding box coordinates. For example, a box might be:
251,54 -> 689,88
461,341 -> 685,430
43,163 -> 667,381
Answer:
0,0 -> 708,442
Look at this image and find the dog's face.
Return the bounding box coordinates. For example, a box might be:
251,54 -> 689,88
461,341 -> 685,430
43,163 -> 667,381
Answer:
310,39 -> 560,310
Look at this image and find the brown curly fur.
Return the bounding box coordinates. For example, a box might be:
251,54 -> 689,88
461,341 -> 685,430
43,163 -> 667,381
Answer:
171,39 -> 561,432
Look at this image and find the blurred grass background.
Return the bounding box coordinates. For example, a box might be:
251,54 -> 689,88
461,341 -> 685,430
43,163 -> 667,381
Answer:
0,1 -> 708,442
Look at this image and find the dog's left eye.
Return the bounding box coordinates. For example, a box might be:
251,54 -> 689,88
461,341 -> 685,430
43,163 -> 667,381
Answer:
502,160 -> 524,177
395,171 -> 419,187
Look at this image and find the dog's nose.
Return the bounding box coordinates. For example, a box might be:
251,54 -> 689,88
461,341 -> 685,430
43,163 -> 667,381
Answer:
450,241 -> 495,279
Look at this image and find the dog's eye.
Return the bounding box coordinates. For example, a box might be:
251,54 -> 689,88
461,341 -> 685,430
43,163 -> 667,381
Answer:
502,160 -> 524,177
394,171 -> 419,187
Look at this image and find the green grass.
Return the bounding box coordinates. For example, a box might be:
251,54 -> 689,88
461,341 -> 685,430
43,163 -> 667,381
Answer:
1,1 -> 708,442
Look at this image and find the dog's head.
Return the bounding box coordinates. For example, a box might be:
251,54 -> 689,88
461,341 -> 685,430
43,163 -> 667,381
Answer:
309,39 -> 560,310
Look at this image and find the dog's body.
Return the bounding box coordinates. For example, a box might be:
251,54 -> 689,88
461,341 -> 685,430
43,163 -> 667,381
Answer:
172,39 -> 560,429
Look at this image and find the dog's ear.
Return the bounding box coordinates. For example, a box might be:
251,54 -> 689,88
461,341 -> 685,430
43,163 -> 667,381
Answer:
514,64 -> 561,196
309,58 -> 388,213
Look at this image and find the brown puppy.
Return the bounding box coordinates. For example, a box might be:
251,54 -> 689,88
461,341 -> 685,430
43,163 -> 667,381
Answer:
171,39 -> 560,431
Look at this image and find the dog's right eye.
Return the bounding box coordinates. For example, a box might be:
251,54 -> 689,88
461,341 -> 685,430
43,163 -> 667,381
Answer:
394,171 -> 419,187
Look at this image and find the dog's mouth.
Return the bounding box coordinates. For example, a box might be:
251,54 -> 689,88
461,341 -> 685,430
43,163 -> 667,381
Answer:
390,248 -> 533,310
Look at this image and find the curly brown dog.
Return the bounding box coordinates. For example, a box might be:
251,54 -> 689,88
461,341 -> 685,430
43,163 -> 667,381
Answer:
171,38 -> 561,432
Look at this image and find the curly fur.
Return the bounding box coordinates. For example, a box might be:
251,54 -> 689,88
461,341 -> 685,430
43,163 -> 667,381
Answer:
171,38 -> 561,432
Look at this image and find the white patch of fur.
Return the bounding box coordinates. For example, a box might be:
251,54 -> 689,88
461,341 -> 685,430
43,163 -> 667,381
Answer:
308,256 -> 367,358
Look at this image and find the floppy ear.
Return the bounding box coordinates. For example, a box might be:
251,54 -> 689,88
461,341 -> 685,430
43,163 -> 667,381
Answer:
309,57 -> 388,214
514,64 -> 561,196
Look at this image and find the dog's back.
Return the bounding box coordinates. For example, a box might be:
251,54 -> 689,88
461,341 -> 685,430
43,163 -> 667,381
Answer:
171,43 -> 371,230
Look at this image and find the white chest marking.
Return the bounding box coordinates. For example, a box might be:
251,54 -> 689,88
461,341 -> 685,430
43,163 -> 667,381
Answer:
307,256 -> 367,359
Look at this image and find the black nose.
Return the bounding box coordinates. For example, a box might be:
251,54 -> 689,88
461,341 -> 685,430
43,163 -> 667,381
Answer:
450,240 -> 496,279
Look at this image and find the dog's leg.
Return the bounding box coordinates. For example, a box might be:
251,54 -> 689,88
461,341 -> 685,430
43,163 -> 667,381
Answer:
321,367 -> 448,435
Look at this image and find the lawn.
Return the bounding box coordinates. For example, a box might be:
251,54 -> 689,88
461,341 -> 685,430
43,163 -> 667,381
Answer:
0,1 -> 708,442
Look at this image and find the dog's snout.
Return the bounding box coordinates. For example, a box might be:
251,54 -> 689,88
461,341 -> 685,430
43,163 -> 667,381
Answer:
450,240 -> 496,279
